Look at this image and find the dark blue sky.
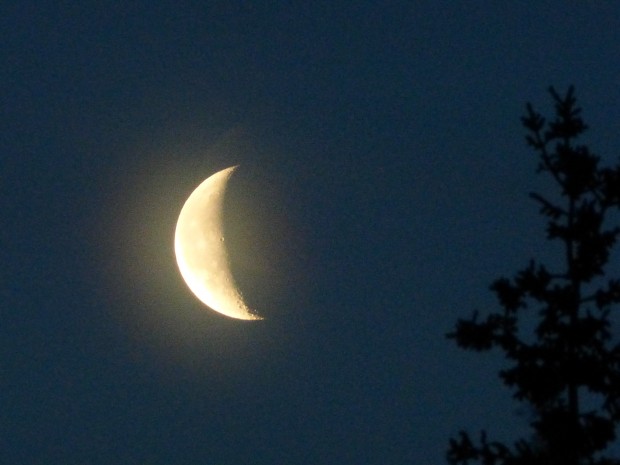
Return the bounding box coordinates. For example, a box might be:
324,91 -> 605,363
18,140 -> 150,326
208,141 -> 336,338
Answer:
3,2 -> 620,463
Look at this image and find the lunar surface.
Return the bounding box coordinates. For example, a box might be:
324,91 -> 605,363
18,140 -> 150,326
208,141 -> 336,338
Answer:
174,166 -> 262,320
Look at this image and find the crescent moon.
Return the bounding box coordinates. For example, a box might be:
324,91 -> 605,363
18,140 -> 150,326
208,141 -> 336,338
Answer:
174,166 -> 262,320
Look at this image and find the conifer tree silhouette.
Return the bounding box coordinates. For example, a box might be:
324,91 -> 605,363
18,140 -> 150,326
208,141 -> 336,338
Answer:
447,87 -> 620,465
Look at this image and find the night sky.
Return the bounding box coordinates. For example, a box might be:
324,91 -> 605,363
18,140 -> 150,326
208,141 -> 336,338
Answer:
3,2 -> 620,463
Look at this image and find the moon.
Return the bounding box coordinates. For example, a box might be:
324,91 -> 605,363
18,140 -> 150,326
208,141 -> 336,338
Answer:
174,166 -> 262,320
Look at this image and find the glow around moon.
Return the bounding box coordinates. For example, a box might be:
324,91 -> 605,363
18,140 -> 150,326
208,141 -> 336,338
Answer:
174,166 -> 262,320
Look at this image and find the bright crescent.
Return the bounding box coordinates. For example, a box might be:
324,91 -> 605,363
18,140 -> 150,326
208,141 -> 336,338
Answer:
174,166 -> 262,320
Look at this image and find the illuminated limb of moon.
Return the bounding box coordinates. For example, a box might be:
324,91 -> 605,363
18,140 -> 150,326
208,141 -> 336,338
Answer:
174,166 -> 262,320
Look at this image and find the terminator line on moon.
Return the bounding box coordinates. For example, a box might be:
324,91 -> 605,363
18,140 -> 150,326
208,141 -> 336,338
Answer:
174,166 -> 262,320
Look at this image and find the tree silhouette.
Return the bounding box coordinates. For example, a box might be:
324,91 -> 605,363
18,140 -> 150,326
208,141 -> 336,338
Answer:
447,87 -> 620,465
